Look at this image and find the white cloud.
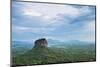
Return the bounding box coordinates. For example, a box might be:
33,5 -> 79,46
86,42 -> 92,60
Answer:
83,20 -> 95,32
87,20 -> 95,32
79,6 -> 92,16
13,26 -> 29,33
22,8 -> 42,16
20,2 -> 89,22
15,2 -> 93,28
16,26 -> 28,30
13,26 -> 55,34
76,20 -> 95,42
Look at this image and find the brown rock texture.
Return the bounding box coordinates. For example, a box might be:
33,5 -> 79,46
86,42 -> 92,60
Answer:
34,38 -> 48,48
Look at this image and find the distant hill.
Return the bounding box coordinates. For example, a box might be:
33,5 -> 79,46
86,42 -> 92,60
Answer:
12,41 -> 33,48
47,39 -> 63,46
12,41 -> 33,56
47,39 -> 95,47
12,40 -> 95,56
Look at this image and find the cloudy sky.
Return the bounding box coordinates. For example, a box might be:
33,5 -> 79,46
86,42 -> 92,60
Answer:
12,1 -> 96,42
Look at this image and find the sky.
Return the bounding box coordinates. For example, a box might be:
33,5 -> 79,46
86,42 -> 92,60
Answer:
12,1 -> 96,42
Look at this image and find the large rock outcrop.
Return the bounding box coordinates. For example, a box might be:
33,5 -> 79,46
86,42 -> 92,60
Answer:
34,38 -> 48,48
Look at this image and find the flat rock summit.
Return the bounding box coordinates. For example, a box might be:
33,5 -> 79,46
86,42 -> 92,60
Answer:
34,38 -> 48,48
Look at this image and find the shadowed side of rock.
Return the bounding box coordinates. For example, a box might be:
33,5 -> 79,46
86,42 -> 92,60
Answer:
34,38 -> 48,48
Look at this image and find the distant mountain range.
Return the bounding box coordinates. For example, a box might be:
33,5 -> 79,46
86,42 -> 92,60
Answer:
12,39 -> 95,48
12,41 -> 33,49
47,39 -> 95,46
47,39 -> 63,45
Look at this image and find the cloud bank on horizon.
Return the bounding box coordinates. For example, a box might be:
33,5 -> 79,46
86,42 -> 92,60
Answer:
12,1 -> 96,42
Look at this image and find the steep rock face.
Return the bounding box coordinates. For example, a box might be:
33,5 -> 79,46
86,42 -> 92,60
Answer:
34,38 -> 48,48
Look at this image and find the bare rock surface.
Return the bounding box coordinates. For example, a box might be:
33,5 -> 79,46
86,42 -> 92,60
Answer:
34,38 -> 48,48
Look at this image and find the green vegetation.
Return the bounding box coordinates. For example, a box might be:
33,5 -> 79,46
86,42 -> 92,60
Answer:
12,44 -> 96,66
12,46 -> 32,57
